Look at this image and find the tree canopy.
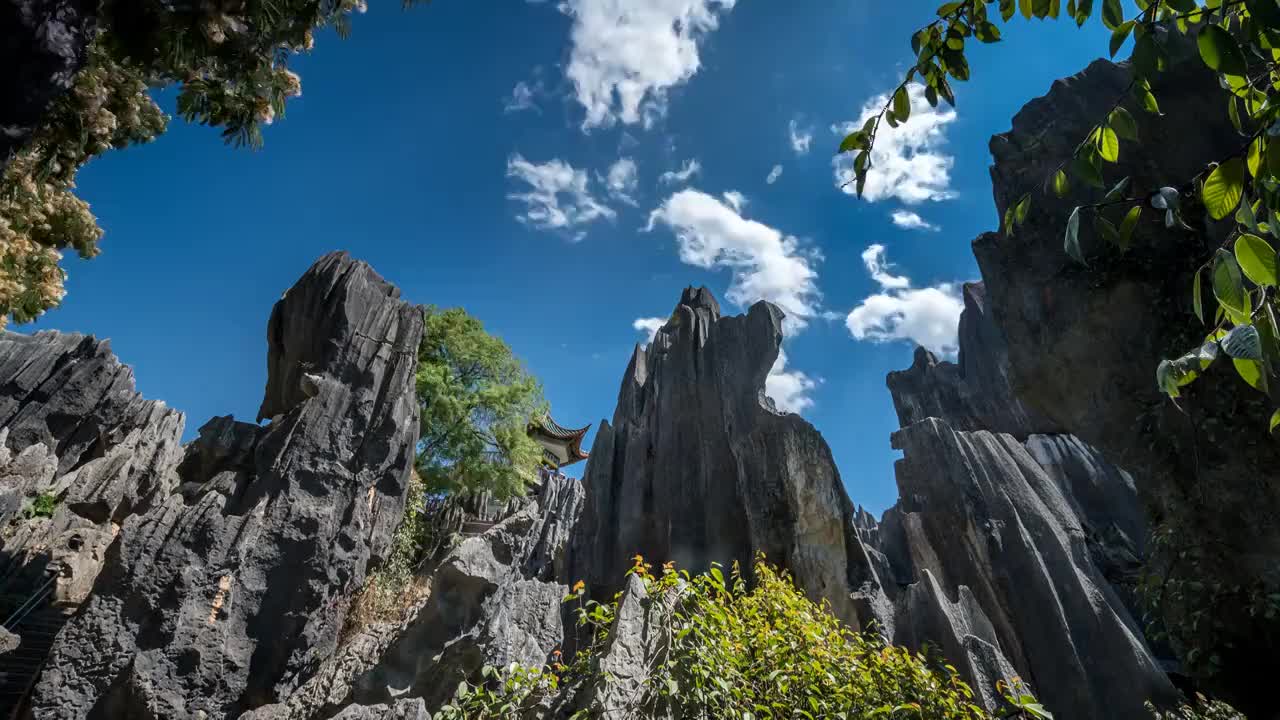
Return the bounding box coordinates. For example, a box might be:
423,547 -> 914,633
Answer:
415,306 -> 548,501
0,0 -> 424,328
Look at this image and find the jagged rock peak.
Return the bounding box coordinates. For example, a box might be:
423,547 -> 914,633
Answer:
29,252 -> 424,720
885,282 -> 1058,438
570,288 -> 884,629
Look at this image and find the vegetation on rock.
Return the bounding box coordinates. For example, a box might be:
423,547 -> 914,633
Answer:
0,0 -> 425,327
438,556 -> 1052,719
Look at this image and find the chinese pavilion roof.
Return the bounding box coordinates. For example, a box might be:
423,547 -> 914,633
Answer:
528,416 -> 591,467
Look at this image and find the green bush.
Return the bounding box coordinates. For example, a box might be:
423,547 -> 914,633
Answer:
436,556 -> 1053,719
23,492 -> 59,520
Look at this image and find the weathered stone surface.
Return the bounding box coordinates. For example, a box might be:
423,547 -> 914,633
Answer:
568,288 -> 883,628
880,418 -> 1176,720
579,573 -> 676,719
346,475 -> 583,712
0,0 -> 97,167
28,252 -> 423,719
886,283 -> 1059,438
974,39 -> 1279,710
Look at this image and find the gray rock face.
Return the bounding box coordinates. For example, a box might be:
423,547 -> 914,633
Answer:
0,0 -> 97,167
973,40 -> 1279,710
872,282 -> 1175,719
28,252 -> 423,719
886,283 -> 1059,438
568,288 -> 882,628
345,475 -> 583,713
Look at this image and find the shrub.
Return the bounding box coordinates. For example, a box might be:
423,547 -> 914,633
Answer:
437,556 -> 1052,719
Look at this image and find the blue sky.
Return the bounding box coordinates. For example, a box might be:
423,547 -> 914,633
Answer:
33,0 -> 1112,514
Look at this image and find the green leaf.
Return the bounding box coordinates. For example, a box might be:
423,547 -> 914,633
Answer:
1014,193 -> 1032,224
1132,33 -> 1164,78
1267,135 -> 1280,177
1229,96 -> 1244,135
1269,408 -> 1280,432
1110,20 -> 1134,57
1120,205 -> 1141,249
1071,153 -> 1104,188
1020,0 -> 1034,17
1203,158 -> 1246,220
1236,233 -> 1279,286
1001,0 -> 1017,20
1193,267 -> 1205,324
1052,169 -> 1070,197
892,87 -> 911,123
1097,126 -> 1120,162
1108,106 -> 1138,141
1134,84 -> 1161,114
976,21 -> 1002,42
1214,249 -> 1251,322
1094,214 -> 1120,245
1249,137 -> 1264,177
1198,24 -> 1248,76
937,0 -> 964,14
1104,176 -> 1130,202
1102,0 -> 1124,29
839,131 -> 868,153
1065,207 -> 1085,264
1234,358 -> 1268,391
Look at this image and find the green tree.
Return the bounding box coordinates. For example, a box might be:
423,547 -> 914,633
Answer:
1,0 -> 425,327
416,306 -> 547,501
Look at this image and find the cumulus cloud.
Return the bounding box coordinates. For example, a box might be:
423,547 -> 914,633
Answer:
603,157 -> 640,205
766,164 -> 783,184
789,118 -> 813,155
890,209 -> 939,232
766,349 -> 817,413
646,189 -> 820,331
506,154 -> 615,241
659,158 -> 702,185
721,190 -> 747,212
633,316 -> 666,343
831,83 -> 957,204
559,0 -> 737,130
846,244 -> 963,356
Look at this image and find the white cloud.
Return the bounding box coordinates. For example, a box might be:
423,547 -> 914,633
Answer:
646,188 -> 820,331
506,154 -> 615,241
559,0 -> 737,130
721,190 -> 747,212
504,81 -> 540,113
766,164 -> 783,184
603,157 -> 640,205
766,348 -> 817,413
789,118 -> 813,155
633,316 -> 666,343
659,158 -> 702,185
846,244 -> 963,356
831,83 -> 957,204
890,209 -> 939,232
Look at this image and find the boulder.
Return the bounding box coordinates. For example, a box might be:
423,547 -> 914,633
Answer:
27,252 -> 423,719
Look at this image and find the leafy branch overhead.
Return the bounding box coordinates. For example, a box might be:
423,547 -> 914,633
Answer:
838,0 -> 1280,432
0,0 -> 428,328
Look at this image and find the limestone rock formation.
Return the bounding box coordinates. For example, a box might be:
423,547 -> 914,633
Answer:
344,474 -> 583,712
567,288 -> 883,628
0,330 -> 185,715
974,39 -> 1279,710
870,282 -> 1177,719
0,0 -> 97,167
26,252 -> 423,719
